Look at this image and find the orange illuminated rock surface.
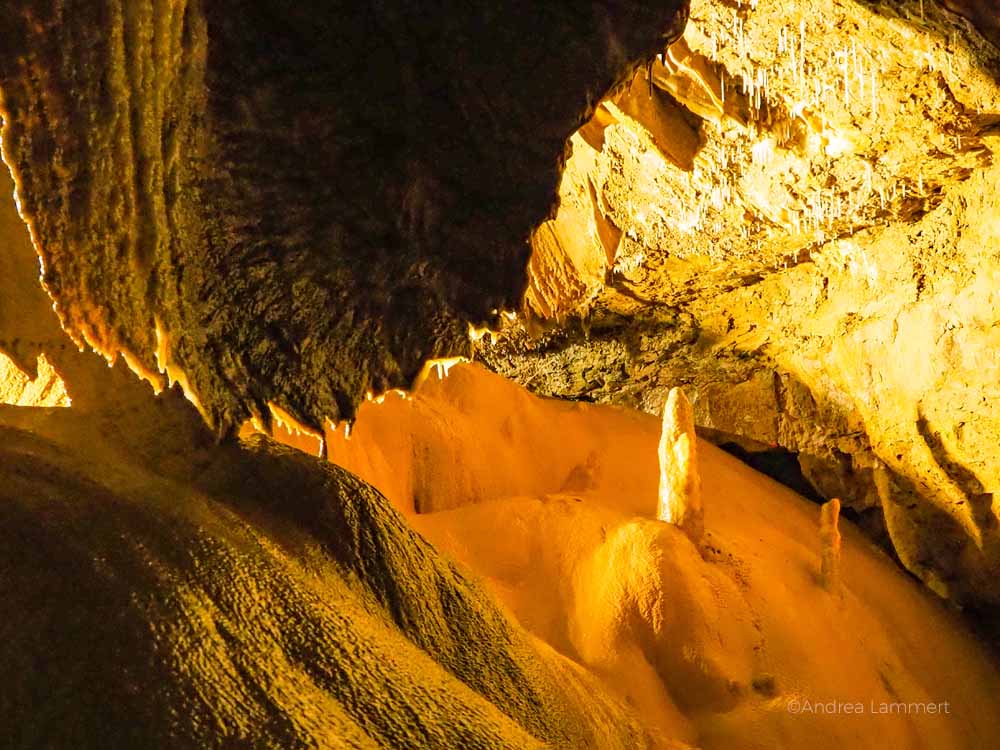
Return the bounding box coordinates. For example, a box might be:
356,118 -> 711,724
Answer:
0,351 -> 69,406
252,362 -> 1000,749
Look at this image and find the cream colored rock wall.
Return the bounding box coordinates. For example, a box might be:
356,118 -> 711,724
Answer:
490,0 -> 1000,607
705,160 -> 1000,603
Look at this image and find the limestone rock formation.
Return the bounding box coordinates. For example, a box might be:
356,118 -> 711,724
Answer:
3,0 -> 1000,746
2,163 -> 658,747
0,0 -> 688,435
820,497 -> 843,591
0,4 -> 701,745
486,0 -> 1000,610
658,385 -> 703,541
0,166 -> 163,411
307,362 -> 1000,750
0,401 -> 652,749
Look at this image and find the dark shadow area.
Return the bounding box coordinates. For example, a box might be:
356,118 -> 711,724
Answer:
917,410 -> 998,536
718,442 -> 823,503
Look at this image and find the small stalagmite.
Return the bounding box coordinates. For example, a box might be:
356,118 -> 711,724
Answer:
820,498 -> 842,591
658,386 -> 703,542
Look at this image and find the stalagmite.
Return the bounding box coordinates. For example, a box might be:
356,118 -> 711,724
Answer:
657,386 -> 703,542
820,498 -> 842,591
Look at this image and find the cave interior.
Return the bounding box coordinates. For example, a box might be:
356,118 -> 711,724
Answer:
3,1 -> 1000,748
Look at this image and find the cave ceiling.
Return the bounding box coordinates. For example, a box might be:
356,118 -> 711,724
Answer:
516,0 -> 1000,321
7,2 -> 1000,746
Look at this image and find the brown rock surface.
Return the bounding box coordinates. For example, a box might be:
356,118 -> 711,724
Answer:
3,0 -> 1000,716
1,161 -> 658,748
0,0 -> 688,437
0,399 -> 652,749
0,166 -> 156,410
0,5 -> 693,746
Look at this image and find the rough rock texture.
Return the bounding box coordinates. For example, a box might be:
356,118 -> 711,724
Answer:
4,1 -> 1000,745
0,165 -> 158,410
486,0 -> 1000,608
0,400 -> 652,749
0,0 -> 687,436
0,167 -> 70,406
1,93 -> 656,747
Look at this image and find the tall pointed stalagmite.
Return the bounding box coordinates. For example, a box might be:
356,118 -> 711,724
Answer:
820,498 -> 842,591
658,386 -> 703,542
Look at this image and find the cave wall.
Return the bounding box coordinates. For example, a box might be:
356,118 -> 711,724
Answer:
3,0 -> 1000,619
4,0 -> 1000,744
0,5 -> 696,742
488,0 -> 1000,608
0,168 -> 70,406
0,165 -> 158,411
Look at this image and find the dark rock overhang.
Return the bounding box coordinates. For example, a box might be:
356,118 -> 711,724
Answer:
0,0 -> 689,437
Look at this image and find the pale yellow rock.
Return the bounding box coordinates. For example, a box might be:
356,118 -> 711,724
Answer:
498,0 -> 1000,608
658,386 -> 703,542
0,352 -> 70,407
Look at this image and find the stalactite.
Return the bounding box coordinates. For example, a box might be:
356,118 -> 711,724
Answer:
799,19 -> 806,88
871,67 -> 878,116
820,498 -> 842,591
657,386 -> 703,543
